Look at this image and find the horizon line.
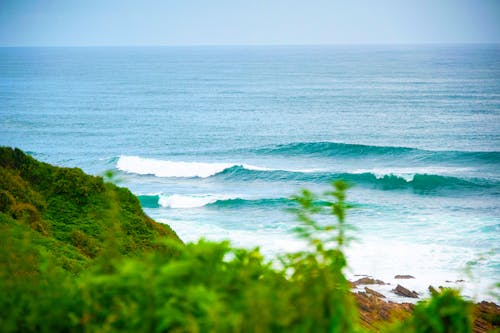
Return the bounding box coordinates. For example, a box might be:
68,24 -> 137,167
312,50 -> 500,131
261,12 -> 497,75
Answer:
1,41 -> 500,48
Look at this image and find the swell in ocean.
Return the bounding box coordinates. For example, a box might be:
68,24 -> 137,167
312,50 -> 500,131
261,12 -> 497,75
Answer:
251,142 -> 500,164
213,166 -> 497,193
115,142 -> 500,195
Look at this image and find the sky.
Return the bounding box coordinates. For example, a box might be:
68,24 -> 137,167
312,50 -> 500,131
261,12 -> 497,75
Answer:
0,0 -> 500,46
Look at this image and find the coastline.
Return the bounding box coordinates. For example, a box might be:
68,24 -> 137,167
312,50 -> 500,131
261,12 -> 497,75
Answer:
156,215 -> 499,304
346,271 -> 499,305
352,286 -> 499,332
349,275 -> 499,332
349,274 -> 498,304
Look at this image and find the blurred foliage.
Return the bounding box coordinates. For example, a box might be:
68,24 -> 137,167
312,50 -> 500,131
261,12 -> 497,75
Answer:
0,147 -> 483,332
385,288 -> 473,333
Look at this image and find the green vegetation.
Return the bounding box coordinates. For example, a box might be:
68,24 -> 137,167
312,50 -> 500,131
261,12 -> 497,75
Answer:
0,147 -> 179,273
0,147 -> 486,332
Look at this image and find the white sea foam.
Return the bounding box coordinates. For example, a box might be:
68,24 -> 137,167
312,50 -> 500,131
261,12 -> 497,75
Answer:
116,155 -> 321,178
346,236 -> 499,303
156,218 -> 304,254
158,194 -> 239,209
116,155 -> 273,178
154,217 -> 499,303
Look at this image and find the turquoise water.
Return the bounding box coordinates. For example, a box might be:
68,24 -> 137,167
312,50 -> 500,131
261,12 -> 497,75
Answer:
1,45 -> 499,300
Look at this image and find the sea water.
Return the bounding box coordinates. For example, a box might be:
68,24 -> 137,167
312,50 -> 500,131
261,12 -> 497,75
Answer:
1,45 -> 499,301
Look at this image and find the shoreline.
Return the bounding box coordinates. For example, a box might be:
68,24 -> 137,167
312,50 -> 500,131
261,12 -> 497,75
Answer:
158,216 -> 499,304
349,276 -> 499,332
347,273 -> 499,304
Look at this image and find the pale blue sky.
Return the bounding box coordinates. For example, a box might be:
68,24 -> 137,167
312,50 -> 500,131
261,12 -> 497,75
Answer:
1,0 -> 499,46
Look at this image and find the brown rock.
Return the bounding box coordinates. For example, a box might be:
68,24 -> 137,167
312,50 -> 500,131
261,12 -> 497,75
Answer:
354,292 -> 414,331
352,277 -> 386,286
393,284 -> 419,298
353,289 -> 498,333
394,274 -> 415,279
365,287 -> 386,299
473,301 -> 500,333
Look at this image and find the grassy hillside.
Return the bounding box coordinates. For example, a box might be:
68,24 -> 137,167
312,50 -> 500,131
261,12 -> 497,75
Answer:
0,147 -> 180,273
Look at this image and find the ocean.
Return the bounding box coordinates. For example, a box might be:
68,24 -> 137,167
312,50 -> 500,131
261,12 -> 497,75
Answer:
1,45 -> 499,301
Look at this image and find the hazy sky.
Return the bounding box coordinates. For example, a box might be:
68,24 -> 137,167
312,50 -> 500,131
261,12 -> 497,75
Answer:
1,0 -> 500,46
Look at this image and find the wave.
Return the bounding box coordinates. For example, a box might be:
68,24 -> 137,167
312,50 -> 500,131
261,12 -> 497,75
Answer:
118,155 -> 498,193
207,197 -> 293,208
116,155 -> 322,178
137,173 -> 498,212
213,166 -> 499,193
137,194 -> 293,209
116,155 -> 272,178
253,142 -> 500,163
138,194 -> 218,209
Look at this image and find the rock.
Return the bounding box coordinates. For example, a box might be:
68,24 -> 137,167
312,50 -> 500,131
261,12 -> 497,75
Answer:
355,291 -> 499,333
365,287 -> 386,299
394,274 -> 415,279
393,284 -> 419,298
473,301 -> 500,333
352,277 -> 386,286
354,292 -> 414,331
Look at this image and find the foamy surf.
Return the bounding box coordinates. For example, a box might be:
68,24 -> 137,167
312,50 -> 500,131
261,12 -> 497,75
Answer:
154,217 -> 499,303
158,194 -> 239,209
116,155 -> 272,178
115,155 -> 321,178
138,194 -> 294,209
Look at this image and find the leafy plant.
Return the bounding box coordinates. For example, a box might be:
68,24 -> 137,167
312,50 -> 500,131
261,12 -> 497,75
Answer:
385,288 -> 473,333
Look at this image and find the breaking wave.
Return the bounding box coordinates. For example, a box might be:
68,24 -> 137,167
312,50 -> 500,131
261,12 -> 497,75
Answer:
137,194 -> 292,209
116,155 -> 272,178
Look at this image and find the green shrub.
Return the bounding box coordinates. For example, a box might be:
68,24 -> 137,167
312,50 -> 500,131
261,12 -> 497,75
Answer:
0,147 -> 180,265
10,202 -> 50,235
385,288 -> 473,333
0,190 -> 15,212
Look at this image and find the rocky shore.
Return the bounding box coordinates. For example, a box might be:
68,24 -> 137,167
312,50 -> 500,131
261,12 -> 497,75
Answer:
350,276 -> 500,332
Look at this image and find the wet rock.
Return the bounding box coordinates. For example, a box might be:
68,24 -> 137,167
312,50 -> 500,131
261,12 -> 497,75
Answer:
365,287 -> 386,299
353,289 -> 499,332
393,284 -> 419,298
473,301 -> 500,333
428,285 -> 439,295
352,277 -> 386,286
394,274 -> 415,279
354,292 -> 414,331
